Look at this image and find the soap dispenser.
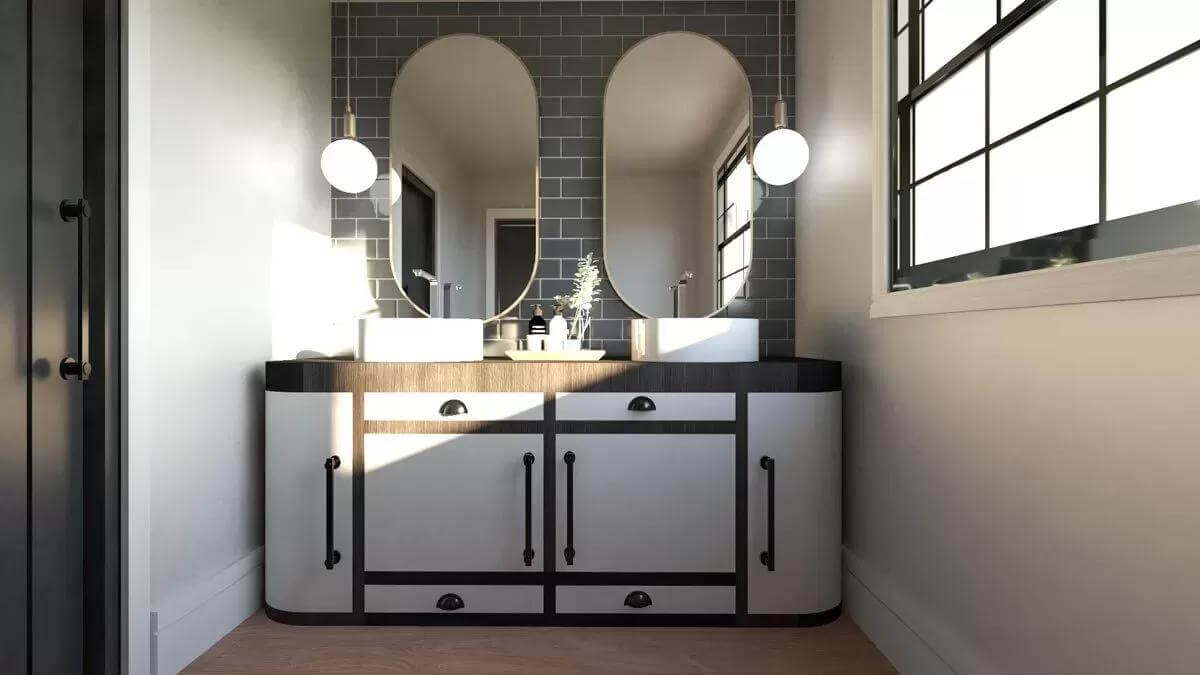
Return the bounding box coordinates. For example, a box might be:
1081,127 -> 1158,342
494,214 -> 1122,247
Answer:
528,304 -> 548,334
547,304 -> 568,351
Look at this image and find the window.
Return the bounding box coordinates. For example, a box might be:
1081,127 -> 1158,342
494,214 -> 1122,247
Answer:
716,141 -> 753,306
891,0 -> 1200,291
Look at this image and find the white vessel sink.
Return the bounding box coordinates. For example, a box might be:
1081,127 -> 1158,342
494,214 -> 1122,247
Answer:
358,318 -> 483,362
630,318 -> 759,363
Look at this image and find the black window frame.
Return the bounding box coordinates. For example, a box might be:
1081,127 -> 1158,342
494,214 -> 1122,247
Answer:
716,138 -> 751,304
891,0 -> 1200,291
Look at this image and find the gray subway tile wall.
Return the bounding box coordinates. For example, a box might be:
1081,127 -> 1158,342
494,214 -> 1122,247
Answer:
331,0 -> 796,357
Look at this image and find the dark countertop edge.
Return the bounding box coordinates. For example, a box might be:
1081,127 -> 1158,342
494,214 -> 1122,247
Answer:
264,358 -> 841,394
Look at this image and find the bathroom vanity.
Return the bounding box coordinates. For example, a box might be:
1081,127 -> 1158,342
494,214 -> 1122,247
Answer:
265,358 -> 841,626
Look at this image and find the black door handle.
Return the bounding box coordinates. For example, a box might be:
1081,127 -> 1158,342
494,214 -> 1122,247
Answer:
58,198 -> 92,381
523,452 -> 535,567
324,455 -> 342,570
627,395 -> 656,412
624,590 -> 653,609
563,451 -> 576,565
436,593 -> 465,611
439,399 -> 468,416
759,456 -> 775,571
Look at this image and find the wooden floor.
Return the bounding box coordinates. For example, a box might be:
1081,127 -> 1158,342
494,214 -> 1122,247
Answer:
185,611 -> 896,674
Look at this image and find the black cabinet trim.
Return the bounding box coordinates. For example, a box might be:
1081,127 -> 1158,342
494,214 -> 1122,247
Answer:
264,603 -> 842,628
363,571 -> 736,586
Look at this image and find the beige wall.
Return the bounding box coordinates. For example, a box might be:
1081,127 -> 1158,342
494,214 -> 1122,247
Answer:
795,1 -> 1200,673
607,173 -> 703,317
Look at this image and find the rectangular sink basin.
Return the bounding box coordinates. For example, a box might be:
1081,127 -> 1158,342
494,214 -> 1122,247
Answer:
358,318 -> 483,362
630,318 -> 759,363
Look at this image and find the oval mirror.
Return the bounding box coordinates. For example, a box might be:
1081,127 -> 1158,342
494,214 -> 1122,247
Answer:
388,35 -> 538,321
604,32 -> 753,319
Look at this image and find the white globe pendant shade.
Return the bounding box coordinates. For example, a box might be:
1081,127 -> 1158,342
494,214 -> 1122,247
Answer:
321,138 -> 377,194
752,127 -> 810,186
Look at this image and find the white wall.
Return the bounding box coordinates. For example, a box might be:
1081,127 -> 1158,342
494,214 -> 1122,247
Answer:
794,2 -> 1200,674
607,173 -> 703,317
125,1 -> 330,672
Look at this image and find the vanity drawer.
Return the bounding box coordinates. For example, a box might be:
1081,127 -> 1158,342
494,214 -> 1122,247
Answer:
364,392 -> 543,421
555,392 -> 734,421
555,586 -> 734,614
365,585 -> 542,613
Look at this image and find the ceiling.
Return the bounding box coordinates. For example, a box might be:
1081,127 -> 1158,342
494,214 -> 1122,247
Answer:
605,32 -> 751,174
392,35 -> 538,172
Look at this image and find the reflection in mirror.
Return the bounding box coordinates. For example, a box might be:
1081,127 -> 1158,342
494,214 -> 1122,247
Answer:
604,32 -> 753,318
388,35 -> 538,320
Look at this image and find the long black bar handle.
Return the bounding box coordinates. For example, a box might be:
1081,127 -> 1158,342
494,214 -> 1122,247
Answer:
759,456 -> 775,571
563,451 -> 576,565
522,452 -> 535,566
58,198 -> 92,381
324,455 -> 342,570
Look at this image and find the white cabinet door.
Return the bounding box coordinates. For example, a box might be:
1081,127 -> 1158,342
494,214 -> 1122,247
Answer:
556,434 -> 735,572
365,434 -> 543,571
748,392 -> 842,614
266,392 -> 353,613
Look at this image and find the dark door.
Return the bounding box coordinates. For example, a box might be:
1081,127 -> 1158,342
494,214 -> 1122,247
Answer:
494,219 -> 535,313
400,168 -> 435,314
1,1 -> 120,672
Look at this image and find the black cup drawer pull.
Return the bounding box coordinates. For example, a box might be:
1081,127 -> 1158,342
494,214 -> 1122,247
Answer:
323,455 -> 342,570
439,399 -> 468,417
436,593 -> 465,611
759,455 -> 775,571
623,590 -> 653,609
627,395 -> 657,412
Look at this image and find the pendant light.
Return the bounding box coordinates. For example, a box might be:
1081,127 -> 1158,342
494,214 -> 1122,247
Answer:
321,0 -> 378,195
752,0 -> 810,186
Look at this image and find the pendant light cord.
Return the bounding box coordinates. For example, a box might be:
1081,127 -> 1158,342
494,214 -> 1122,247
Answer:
777,0 -> 787,103
345,0 -> 352,110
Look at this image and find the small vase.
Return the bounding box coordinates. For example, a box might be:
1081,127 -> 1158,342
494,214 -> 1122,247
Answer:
564,339 -> 582,352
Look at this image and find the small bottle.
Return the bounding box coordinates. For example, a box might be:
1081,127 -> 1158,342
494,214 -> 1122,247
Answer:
547,304 -> 568,351
528,305 -> 548,335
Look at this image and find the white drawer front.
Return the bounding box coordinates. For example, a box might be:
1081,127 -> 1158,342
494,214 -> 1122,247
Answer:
364,392 -> 543,421
556,586 -> 734,614
365,585 -> 542,613
555,392 -> 735,421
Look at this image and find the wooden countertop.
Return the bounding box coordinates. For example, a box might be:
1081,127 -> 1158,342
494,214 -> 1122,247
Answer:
265,358 -> 841,393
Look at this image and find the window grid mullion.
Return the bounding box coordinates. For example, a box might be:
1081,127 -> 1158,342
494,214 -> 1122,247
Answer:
1098,0 -> 1107,228
906,0 -> 920,272
984,47 -> 991,250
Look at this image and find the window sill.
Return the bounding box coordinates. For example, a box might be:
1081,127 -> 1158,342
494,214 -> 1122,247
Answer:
870,243 -> 1200,318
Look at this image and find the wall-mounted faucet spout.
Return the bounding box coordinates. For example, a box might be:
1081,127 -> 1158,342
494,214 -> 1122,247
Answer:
412,269 -> 464,318
669,271 -> 695,318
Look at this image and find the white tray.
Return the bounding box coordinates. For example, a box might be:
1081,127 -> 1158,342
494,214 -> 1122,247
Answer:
505,350 -> 606,361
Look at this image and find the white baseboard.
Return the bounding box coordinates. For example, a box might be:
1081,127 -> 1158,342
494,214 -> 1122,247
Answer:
843,547 -> 973,675
152,547 -> 263,675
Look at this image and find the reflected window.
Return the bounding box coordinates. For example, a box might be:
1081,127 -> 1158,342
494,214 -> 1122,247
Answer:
716,140 -> 752,306
892,0 -> 1200,291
